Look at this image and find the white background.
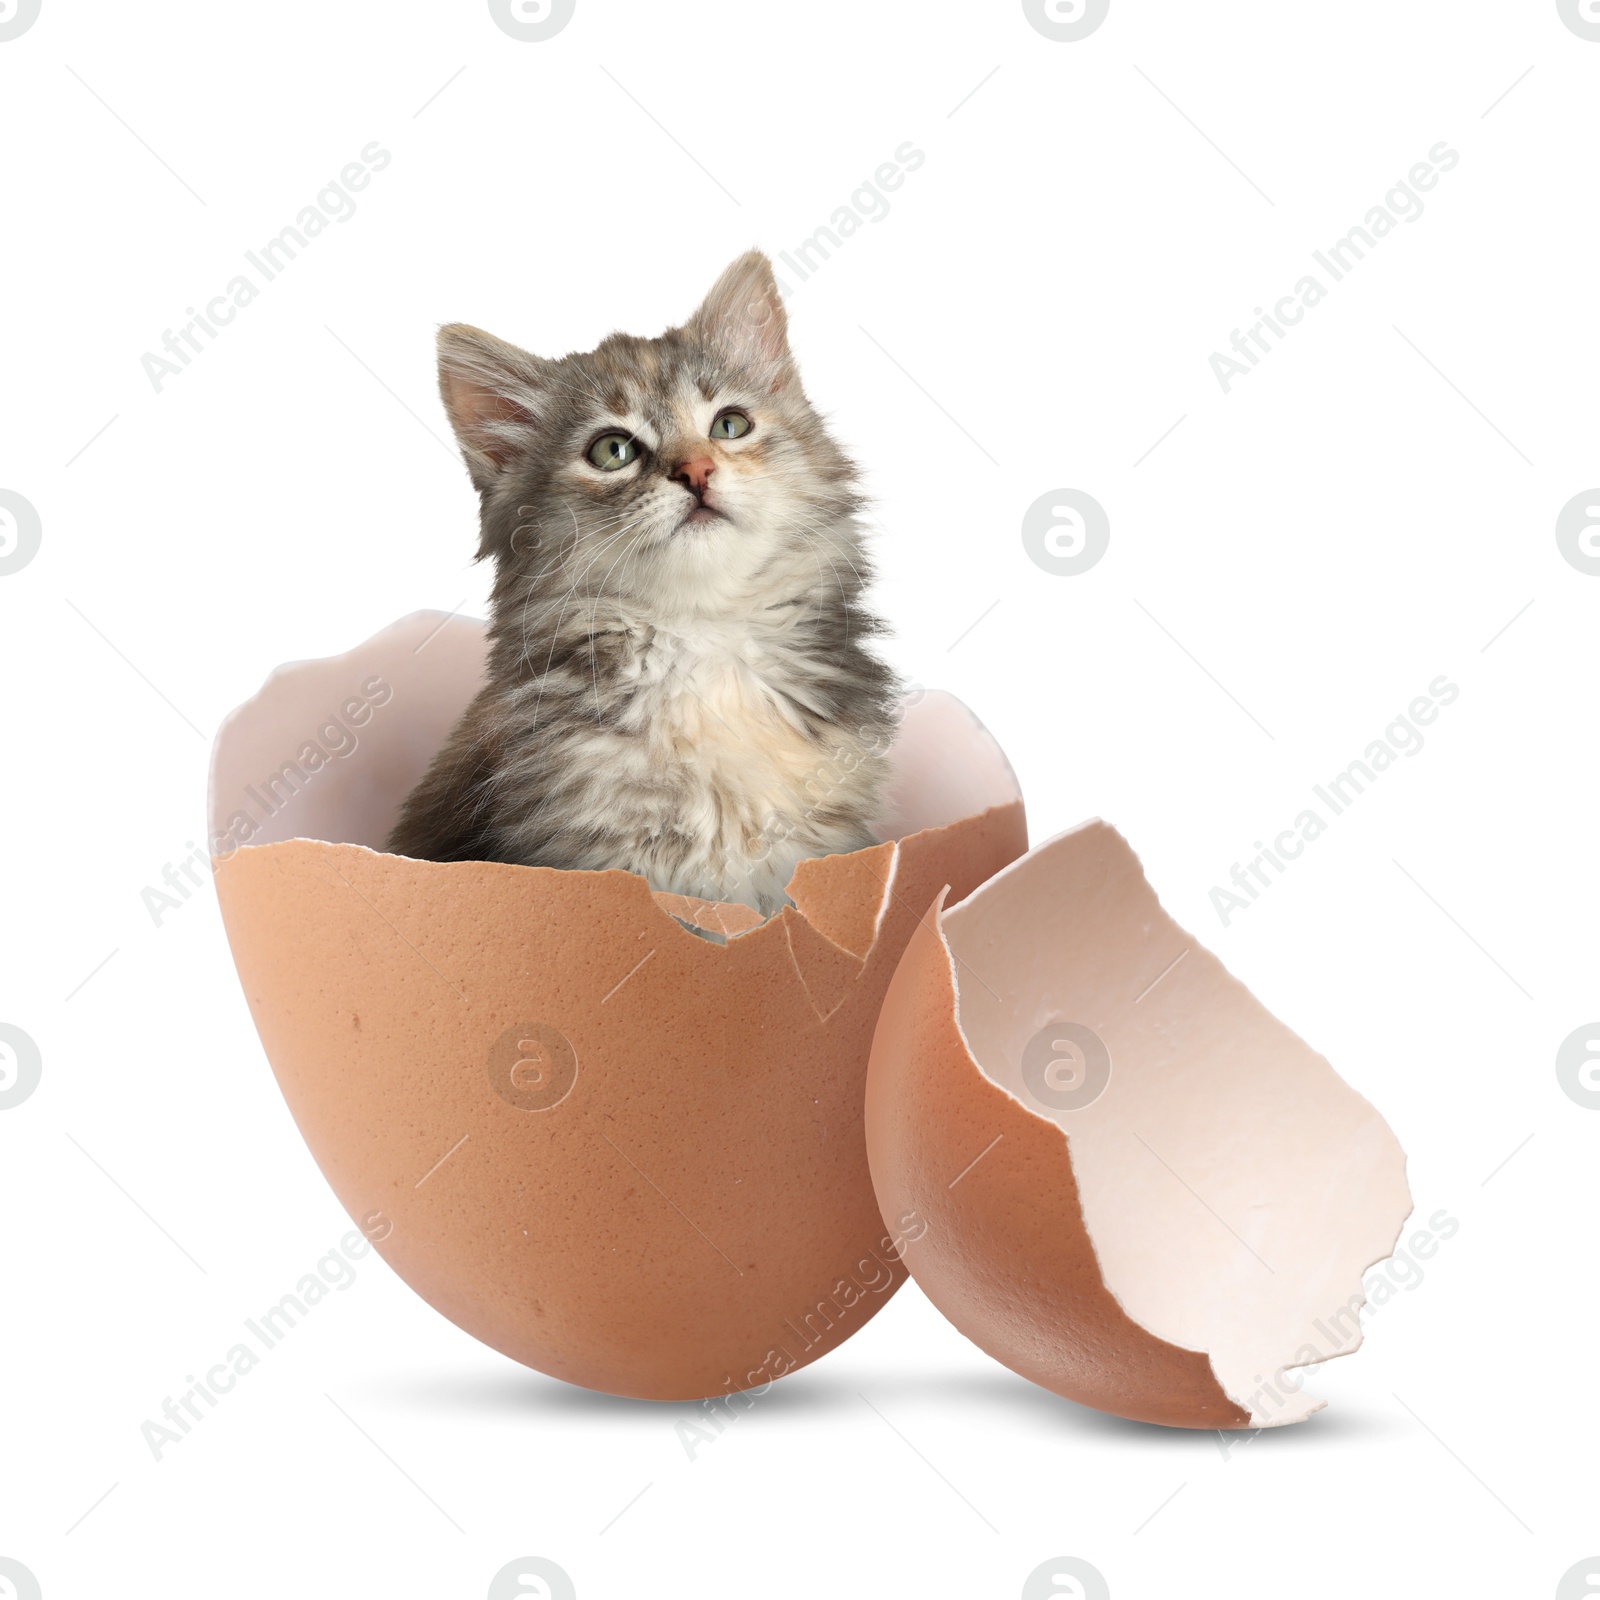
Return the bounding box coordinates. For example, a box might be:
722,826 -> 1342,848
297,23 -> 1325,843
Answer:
2,1 -> 1596,1596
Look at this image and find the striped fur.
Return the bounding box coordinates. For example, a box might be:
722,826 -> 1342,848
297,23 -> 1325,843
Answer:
387,253 -> 897,912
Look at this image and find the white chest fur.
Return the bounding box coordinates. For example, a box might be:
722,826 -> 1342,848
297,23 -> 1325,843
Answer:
579,613 -> 877,908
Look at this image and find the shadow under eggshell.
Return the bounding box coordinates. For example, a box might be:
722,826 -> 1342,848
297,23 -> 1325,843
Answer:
209,612 -> 1027,1400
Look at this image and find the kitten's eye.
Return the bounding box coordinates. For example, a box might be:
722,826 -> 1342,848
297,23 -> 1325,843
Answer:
710,409 -> 752,440
586,433 -> 640,471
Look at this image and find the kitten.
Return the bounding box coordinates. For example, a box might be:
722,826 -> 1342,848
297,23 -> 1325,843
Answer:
387,252 -> 898,915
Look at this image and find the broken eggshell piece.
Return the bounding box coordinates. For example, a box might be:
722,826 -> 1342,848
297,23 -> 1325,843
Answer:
866,820 -> 1412,1429
207,611 -> 1027,1400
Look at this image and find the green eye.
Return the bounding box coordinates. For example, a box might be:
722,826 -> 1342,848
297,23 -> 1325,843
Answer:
586,433 -> 640,471
710,409 -> 752,440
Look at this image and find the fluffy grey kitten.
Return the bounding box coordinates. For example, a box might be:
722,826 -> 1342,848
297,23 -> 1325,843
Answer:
387,252 -> 897,914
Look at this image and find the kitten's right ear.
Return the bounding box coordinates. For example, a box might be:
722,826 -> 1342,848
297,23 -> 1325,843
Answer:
436,324 -> 552,493
687,252 -> 794,387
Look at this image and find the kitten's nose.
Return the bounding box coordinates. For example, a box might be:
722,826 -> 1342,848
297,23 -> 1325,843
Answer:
673,456 -> 716,498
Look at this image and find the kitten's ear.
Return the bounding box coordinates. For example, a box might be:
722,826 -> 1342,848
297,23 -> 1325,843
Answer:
436,323 -> 552,492
687,251 -> 793,386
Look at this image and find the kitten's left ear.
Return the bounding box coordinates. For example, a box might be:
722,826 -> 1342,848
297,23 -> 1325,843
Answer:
687,251 -> 793,386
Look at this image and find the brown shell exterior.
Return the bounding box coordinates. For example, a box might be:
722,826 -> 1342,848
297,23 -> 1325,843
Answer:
215,803 -> 1026,1400
865,892 -> 1250,1430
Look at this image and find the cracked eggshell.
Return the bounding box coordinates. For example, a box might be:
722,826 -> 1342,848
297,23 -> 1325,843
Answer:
865,820 -> 1412,1430
208,611 -> 1026,1400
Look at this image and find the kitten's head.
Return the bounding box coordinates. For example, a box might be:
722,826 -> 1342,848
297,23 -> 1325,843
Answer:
437,252 -> 862,612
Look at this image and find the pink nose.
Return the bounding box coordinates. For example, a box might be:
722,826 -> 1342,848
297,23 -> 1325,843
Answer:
674,456 -> 715,497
